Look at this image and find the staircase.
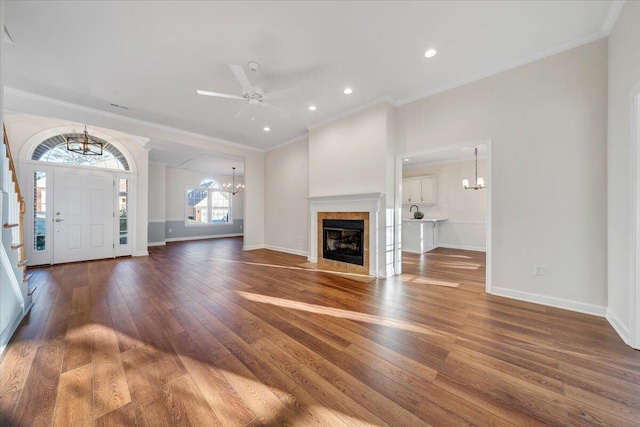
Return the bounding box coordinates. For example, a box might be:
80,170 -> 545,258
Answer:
1,125 -> 33,353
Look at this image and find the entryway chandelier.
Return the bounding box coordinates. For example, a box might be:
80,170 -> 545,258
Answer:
223,167 -> 244,195
66,126 -> 103,156
462,147 -> 485,190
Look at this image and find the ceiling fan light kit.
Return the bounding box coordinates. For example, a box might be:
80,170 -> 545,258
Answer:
197,61 -> 301,120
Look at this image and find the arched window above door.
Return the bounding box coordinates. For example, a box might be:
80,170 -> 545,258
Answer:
31,134 -> 130,170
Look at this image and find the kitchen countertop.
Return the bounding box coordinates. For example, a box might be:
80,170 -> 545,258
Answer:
403,218 -> 448,222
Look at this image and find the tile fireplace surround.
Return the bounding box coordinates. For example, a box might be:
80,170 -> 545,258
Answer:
308,193 -> 384,277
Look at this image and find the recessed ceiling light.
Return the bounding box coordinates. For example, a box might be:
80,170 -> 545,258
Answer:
343,88 -> 353,95
263,127 -> 270,132
403,158 -> 410,162
424,48 -> 437,58
308,105 -> 317,111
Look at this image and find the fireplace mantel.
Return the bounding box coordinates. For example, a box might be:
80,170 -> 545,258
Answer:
308,192 -> 384,277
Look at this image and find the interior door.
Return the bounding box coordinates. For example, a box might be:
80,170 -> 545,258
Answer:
53,168 -> 114,264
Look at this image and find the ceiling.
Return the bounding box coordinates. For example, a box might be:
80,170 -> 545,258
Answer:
3,1 -> 617,155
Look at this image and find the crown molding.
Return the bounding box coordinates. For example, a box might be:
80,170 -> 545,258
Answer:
395,29 -> 607,107
601,0 -> 625,35
305,96 -> 394,132
266,133 -> 309,152
3,87 -> 264,153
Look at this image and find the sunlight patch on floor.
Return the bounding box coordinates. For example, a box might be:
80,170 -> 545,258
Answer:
236,291 -> 452,338
400,274 -> 460,287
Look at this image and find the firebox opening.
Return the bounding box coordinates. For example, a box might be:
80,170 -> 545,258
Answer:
322,219 -> 364,266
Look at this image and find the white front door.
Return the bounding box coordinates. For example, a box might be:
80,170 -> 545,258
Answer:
53,168 -> 114,264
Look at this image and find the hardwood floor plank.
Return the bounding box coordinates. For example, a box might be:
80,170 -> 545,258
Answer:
168,332 -> 254,425
61,310 -> 93,372
164,374 -> 223,426
10,340 -> 64,426
109,302 -> 143,353
95,402 -> 137,427
52,363 -> 93,426
92,323 -> 132,418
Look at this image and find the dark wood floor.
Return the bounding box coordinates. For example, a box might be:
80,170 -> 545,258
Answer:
1,238 -> 639,426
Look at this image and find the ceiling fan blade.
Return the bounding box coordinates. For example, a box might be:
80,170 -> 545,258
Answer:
197,90 -> 245,100
263,86 -> 302,100
262,102 -> 291,118
234,103 -> 251,119
229,64 -> 253,92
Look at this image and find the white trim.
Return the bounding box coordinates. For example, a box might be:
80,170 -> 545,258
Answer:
165,233 -> 243,243
243,244 -> 265,251
395,30 -> 607,106
147,241 -> 166,247
0,301 -> 32,355
630,83 -> 640,349
148,219 -> 166,224
133,251 -> 149,257
264,245 -> 309,258
266,134 -> 309,152
0,233 -> 24,311
306,97 -> 393,131
4,87 -> 263,153
492,287 -> 607,317
437,243 -> 486,252
607,308 -> 630,344
440,220 -> 486,225
601,1 -> 626,35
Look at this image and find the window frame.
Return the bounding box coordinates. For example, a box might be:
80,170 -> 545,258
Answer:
184,180 -> 233,227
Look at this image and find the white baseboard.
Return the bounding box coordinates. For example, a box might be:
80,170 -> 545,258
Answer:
606,308 -> 630,345
0,301 -> 33,355
264,245 -> 309,257
490,286 -> 607,317
133,251 -> 149,257
165,233 -> 243,243
438,243 -> 486,252
147,241 -> 166,247
243,244 -> 265,251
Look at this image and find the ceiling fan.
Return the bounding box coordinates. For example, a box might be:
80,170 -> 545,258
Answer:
197,61 -> 301,119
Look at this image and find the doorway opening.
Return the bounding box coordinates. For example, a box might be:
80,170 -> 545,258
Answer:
395,141 -> 492,292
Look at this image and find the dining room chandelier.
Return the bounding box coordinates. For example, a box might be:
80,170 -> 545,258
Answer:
66,126 -> 103,156
223,167 -> 244,195
462,147 -> 485,190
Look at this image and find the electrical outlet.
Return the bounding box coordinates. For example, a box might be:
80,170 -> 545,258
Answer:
168,228 -> 172,233
534,265 -> 543,276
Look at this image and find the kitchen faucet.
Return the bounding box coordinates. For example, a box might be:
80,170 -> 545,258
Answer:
410,205 -> 419,213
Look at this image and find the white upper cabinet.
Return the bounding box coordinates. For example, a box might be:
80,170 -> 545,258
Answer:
402,176 -> 438,205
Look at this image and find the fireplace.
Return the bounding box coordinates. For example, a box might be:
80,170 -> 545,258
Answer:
322,219 -> 365,266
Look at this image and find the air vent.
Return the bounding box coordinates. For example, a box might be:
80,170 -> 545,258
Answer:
3,26 -> 14,45
109,103 -> 129,110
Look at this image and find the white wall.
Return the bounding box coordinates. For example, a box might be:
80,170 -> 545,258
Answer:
148,162 -> 166,222
607,1 -> 640,347
309,103 -> 391,197
397,39 -> 608,313
404,159 -> 487,250
264,138 -> 309,256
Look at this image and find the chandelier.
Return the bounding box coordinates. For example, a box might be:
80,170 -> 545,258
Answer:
462,147 -> 485,190
223,167 -> 244,195
66,126 -> 103,156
